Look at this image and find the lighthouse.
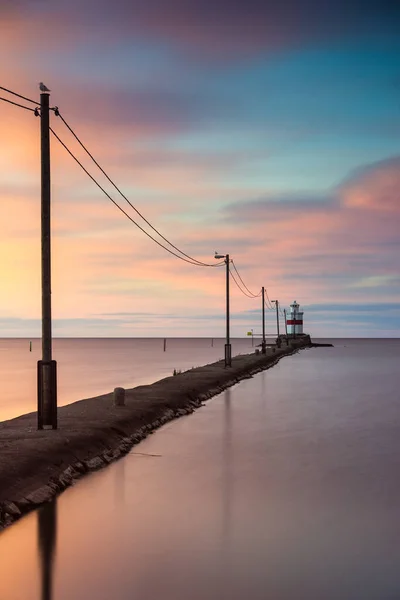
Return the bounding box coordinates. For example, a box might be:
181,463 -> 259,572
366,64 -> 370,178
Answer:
286,301 -> 304,335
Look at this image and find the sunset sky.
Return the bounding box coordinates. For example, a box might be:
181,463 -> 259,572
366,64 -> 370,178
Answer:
1,0 -> 399,337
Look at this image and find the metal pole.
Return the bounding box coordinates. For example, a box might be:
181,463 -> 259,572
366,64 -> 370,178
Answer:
261,287 -> 266,354
41,91 -> 51,364
38,89 -> 57,429
276,300 -> 280,338
284,308 -> 288,336
293,304 -> 296,339
225,254 -> 231,367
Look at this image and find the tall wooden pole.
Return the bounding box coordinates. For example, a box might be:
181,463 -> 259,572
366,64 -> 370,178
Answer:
225,254 -> 231,367
261,287 -> 266,354
275,300 -> 280,338
41,91 -> 51,365
38,89 -> 57,429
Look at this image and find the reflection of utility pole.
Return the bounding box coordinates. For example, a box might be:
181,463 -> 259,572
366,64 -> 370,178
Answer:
37,85 -> 57,430
221,388 -> 233,557
38,499 -> 57,600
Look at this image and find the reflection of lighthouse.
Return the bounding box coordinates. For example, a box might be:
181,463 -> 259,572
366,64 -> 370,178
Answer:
286,301 -> 304,335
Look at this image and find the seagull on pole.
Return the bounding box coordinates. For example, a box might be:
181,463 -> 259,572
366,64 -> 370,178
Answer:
39,82 -> 51,92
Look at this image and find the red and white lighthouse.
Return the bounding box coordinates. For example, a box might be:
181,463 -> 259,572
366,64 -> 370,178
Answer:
286,301 -> 304,335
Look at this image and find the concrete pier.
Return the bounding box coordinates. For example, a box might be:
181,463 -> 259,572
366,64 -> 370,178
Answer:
0,337 -> 311,530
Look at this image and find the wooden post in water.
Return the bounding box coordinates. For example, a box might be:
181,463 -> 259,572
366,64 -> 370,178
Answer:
163,338 -> 167,352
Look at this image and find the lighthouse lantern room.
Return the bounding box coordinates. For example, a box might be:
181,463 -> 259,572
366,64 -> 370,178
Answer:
287,301 -> 304,335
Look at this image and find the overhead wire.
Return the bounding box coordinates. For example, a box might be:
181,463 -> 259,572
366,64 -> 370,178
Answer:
264,298 -> 274,311
0,85 -> 38,105
1,86 -> 292,306
0,95 -> 36,112
264,287 -> 274,309
50,127 -> 225,268
54,110 -> 221,268
1,90 -> 281,290
230,260 -> 261,298
229,267 -> 260,299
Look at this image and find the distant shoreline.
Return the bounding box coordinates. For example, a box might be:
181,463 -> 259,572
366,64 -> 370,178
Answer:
0,336 -> 312,531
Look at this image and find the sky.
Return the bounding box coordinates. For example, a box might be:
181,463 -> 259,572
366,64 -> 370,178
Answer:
0,0 -> 399,337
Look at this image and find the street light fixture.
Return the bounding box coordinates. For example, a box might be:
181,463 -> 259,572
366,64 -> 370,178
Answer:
214,252 -> 232,367
271,300 -> 281,347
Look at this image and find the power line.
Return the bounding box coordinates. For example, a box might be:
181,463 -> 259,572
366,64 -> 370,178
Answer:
264,288 -> 274,309
0,85 -> 38,105
264,298 -> 274,311
229,267 -> 260,299
54,110 -> 220,268
0,95 -> 36,112
50,127 -> 226,268
230,260 -> 261,298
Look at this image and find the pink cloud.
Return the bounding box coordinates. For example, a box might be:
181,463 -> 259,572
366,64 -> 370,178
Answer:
218,157 -> 400,304
341,158 -> 400,212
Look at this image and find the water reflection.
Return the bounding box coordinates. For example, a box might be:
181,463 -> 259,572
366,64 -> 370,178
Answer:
0,341 -> 399,599
222,388 -> 232,552
114,454 -> 126,509
37,500 -> 57,600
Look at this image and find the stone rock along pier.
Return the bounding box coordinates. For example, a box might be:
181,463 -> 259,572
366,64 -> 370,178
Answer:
0,336 -> 314,530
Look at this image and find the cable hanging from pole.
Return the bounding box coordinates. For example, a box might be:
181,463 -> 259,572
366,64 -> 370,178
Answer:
230,260 -> 261,298
53,110 -> 222,268
0,95 -> 36,112
0,85 -> 38,105
50,127 -> 225,268
264,298 -> 274,311
264,287 -> 274,309
229,267 -> 260,299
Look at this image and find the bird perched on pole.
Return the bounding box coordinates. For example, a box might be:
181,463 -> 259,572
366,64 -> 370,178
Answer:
39,82 -> 50,92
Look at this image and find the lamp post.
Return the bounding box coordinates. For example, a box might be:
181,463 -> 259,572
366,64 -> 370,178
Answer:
38,85 -> 57,430
261,287 -> 266,354
215,252 -> 231,367
271,300 -> 281,347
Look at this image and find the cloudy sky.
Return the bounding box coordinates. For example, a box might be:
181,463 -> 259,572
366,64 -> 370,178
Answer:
1,0 -> 399,337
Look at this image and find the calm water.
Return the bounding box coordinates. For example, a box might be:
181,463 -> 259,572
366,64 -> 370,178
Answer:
0,339 -> 399,600
0,337 -> 258,422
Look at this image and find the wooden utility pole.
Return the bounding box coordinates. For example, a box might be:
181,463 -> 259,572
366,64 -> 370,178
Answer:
38,87 -> 57,429
284,308 -> 288,336
261,287 -> 266,354
273,300 -> 280,338
215,252 -> 231,367
225,254 -> 231,366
